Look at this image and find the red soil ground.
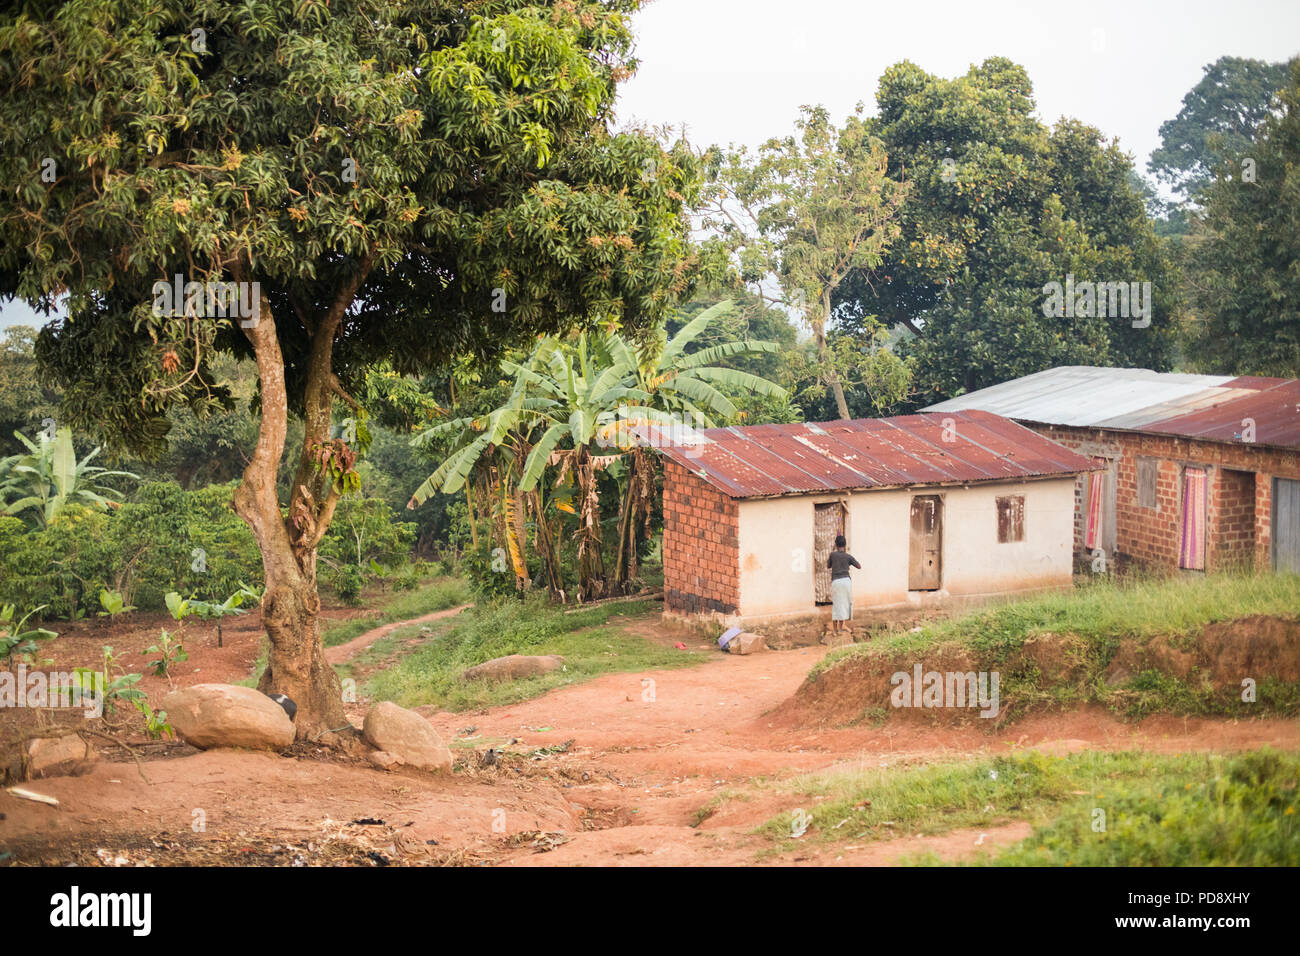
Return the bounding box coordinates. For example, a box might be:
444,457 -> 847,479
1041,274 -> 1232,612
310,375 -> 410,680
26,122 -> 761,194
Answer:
3,606 -> 1298,866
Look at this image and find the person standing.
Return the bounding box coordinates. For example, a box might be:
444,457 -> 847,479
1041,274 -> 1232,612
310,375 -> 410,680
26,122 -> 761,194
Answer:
827,533 -> 860,634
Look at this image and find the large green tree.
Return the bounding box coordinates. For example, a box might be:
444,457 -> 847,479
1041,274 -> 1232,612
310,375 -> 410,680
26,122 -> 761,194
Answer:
1148,55 -> 1293,202
835,58 -> 1176,404
0,0 -> 701,737
700,105 -> 908,419
1182,61 -> 1300,377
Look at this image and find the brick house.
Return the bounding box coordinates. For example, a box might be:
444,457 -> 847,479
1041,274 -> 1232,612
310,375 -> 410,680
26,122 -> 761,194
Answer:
649,410 -> 1098,629
925,367 -> 1300,573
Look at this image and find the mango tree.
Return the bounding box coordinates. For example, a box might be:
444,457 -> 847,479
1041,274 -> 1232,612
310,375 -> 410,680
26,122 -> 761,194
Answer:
0,0 -> 702,738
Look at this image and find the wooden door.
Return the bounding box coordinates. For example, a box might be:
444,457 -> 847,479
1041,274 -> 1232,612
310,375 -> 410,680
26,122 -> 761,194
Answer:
813,501 -> 845,604
909,495 -> 942,590
1274,478 -> 1300,573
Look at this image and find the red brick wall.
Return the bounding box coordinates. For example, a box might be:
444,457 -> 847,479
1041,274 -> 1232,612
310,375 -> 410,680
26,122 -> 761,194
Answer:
1035,425 -> 1300,571
662,460 -> 739,615
1214,468 -> 1257,569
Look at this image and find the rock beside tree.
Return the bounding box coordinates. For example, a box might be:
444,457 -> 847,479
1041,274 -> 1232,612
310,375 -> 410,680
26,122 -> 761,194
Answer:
362,702 -> 452,772
25,733 -> 98,778
162,684 -> 295,751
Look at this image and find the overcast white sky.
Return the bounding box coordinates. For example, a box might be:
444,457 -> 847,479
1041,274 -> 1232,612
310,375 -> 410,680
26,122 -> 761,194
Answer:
4,0 -> 1298,331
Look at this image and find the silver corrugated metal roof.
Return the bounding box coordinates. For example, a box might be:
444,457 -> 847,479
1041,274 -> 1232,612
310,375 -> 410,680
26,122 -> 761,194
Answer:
923,366 -> 1300,450
924,367 -> 1241,429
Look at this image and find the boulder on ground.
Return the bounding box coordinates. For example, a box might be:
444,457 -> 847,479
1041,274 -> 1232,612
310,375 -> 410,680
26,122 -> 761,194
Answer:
25,733 -> 97,778
362,701 -> 452,772
460,654 -> 565,682
732,632 -> 765,655
162,684 -> 295,751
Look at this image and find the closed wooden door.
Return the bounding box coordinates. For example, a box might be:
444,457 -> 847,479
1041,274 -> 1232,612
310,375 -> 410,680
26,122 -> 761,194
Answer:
1274,478 -> 1300,573
813,501 -> 845,604
909,495 -> 942,590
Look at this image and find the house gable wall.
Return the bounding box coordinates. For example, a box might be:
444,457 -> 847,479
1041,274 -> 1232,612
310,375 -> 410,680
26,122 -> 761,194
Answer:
661,459 -> 739,616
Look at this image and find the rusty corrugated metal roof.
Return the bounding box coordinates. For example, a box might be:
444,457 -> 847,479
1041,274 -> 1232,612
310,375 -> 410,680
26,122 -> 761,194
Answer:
641,409 -> 1099,499
923,366 -> 1300,451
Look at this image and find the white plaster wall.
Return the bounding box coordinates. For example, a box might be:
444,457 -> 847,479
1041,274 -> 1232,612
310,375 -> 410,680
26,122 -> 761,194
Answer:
735,477 -> 1077,621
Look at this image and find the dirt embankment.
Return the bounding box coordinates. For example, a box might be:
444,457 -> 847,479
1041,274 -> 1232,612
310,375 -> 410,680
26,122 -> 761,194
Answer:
773,615 -> 1300,729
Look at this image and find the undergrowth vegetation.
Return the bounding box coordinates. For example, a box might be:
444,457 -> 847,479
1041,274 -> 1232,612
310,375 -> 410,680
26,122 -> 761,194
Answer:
364,597 -> 702,711
760,748 -> 1300,866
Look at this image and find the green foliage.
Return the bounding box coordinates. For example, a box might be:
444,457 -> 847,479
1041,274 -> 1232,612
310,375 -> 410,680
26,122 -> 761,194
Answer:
834,58 -> 1177,404
701,106 -> 909,418
758,749 -> 1300,866
811,571 -> 1300,722
987,750 -> 1300,866
164,591 -> 192,622
186,584 -> 261,621
2,0 -> 704,461
0,602 -> 57,663
144,628 -> 188,678
1149,56 -> 1294,201
104,481 -> 262,611
0,326 -> 60,458
80,645 -> 146,717
330,565 -> 364,606
0,509 -> 112,620
97,589 -> 135,617
319,494 -> 416,576
132,698 -> 174,740
460,540 -> 522,600
1182,60 -> 1300,376
0,481 -> 262,618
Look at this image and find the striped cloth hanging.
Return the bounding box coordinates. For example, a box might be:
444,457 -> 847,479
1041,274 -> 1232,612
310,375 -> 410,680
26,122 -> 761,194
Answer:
1180,468 -> 1207,570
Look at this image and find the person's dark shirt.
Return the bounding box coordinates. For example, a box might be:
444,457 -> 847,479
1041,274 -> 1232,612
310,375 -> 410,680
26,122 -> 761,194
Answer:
827,550 -> 861,580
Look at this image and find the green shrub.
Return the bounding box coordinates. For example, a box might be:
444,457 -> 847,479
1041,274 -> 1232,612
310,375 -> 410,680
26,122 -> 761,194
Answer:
0,508 -> 112,618
104,481 -> 262,610
0,481 -> 262,618
331,565 -> 363,605
460,541 -> 521,600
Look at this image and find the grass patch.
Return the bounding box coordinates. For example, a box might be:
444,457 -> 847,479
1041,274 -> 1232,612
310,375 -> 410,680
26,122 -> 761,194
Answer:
802,571 -> 1300,722
364,595 -> 703,711
321,576 -> 471,648
815,572 -> 1300,677
760,748 -> 1300,866
236,577 -> 470,686
334,616 -> 459,682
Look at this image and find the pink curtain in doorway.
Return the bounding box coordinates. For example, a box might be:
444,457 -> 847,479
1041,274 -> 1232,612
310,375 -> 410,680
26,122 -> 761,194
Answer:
1180,468 -> 1207,570
1084,469 -> 1103,550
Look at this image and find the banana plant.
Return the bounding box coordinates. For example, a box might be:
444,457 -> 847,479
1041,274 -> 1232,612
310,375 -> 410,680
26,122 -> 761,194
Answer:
610,301 -> 787,589
411,307 -> 787,602
0,427 -> 137,528
1,604 -> 57,665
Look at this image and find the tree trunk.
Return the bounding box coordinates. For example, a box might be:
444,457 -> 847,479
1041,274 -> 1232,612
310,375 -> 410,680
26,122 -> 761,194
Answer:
230,289 -> 347,741
574,445 -> 606,603
613,447 -> 653,593
229,254 -> 371,743
531,487 -> 564,601
465,483 -> 479,549
813,300 -> 851,420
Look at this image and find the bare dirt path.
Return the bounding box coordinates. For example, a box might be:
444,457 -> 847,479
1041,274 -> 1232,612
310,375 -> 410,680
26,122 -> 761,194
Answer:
324,604 -> 473,666
4,632 -> 1298,867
